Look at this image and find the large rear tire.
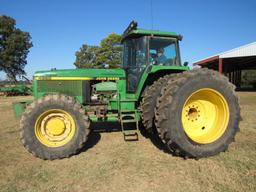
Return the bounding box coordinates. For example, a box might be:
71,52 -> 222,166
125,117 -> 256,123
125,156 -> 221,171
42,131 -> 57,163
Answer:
155,69 -> 240,158
141,74 -> 176,132
20,94 -> 90,160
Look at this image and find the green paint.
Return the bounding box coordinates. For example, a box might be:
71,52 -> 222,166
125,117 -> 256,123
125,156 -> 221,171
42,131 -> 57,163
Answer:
0,84 -> 32,95
134,65 -> 189,99
34,68 -> 125,78
95,81 -> 117,92
149,65 -> 189,73
131,28 -> 178,37
13,100 -> 32,118
89,115 -> 119,122
122,27 -> 182,41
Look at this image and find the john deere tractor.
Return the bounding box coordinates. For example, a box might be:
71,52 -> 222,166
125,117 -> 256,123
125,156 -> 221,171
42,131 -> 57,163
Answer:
14,21 -> 240,160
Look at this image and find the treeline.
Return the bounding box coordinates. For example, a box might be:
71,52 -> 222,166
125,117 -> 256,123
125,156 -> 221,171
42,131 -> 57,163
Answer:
0,80 -> 31,86
241,70 -> 256,88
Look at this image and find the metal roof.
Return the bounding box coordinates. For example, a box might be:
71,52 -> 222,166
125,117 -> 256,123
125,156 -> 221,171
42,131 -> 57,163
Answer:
219,41 -> 256,58
194,42 -> 256,65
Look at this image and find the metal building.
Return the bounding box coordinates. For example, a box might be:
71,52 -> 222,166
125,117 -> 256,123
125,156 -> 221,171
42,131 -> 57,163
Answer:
194,42 -> 256,89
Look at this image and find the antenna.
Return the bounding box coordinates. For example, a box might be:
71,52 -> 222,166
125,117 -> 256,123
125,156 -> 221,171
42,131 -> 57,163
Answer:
150,0 -> 154,29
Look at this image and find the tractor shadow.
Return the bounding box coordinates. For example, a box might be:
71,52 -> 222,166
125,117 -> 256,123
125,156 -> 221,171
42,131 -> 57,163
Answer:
80,122 -> 121,153
80,121 -> 172,155
139,123 -> 172,155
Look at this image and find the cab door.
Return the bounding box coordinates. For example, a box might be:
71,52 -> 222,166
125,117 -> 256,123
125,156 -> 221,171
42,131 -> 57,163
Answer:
122,36 -> 148,93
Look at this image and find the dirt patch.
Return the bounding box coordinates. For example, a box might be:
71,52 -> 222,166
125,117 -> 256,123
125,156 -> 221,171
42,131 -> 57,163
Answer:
0,93 -> 255,192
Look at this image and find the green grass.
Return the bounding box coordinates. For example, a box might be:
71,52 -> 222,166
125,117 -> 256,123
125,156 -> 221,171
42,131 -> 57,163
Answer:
0,93 -> 255,192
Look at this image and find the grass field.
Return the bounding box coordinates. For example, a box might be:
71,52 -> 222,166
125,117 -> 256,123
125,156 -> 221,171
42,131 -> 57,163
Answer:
0,92 -> 255,192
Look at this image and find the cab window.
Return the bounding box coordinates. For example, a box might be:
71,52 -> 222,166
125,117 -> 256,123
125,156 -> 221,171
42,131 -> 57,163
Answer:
149,37 -> 180,66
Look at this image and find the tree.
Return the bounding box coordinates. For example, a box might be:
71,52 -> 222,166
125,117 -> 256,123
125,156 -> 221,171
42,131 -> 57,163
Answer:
74,33 -> 122,69
96,33 -> 122,68
242,70 -> 256,88
74,44 -> 99,68
0,15 -> 33,81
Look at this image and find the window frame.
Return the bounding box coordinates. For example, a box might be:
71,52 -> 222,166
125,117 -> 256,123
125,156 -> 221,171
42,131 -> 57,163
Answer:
148,36 -> 181,66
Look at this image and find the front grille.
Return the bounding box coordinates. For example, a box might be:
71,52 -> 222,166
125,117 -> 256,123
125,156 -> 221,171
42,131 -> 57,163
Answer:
37,80 -> 83,96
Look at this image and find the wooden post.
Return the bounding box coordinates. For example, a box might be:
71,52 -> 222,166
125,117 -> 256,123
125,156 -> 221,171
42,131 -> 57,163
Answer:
238,70 -> 241,88
218,58 -> 223,74
231,71 -> 234,84
235,70 -> 238,86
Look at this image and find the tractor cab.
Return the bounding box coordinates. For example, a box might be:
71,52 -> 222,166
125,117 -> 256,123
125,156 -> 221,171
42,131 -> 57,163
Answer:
121,21 -> 183,92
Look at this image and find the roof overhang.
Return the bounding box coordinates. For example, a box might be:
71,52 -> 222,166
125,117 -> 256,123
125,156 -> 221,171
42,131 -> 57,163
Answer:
194,55 -> 219,66
194,42 -> 256,66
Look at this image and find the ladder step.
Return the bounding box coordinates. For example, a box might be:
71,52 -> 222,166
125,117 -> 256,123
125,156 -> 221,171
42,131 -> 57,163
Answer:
121,109 -> 137,112
121,113 -> 135,117
123,130 -> 138,141
120,110 -> 139,141
123,130 -> 137,135
121,119 -> 137,123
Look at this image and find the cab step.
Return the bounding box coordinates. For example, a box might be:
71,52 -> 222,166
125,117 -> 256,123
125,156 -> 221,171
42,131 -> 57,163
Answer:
120,110 -> 139,141
123,130 -> 138,141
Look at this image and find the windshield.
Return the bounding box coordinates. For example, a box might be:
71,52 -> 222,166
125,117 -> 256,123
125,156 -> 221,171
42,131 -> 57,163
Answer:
149,37 -> 180,66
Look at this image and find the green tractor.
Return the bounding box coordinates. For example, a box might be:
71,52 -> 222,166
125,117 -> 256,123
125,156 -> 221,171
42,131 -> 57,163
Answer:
14,21 -> 240,160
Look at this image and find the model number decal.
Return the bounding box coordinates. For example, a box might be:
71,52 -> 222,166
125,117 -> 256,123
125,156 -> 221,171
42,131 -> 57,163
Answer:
96,77 -> 120,80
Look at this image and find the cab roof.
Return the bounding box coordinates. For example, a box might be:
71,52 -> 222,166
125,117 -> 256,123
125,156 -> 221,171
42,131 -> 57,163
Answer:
122,21 -> 183,41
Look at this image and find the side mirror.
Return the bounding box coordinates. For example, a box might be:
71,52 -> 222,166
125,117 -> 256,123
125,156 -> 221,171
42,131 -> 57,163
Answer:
151,60 -> 157,65
183,62 -> 189,67
103,63 -> 110,69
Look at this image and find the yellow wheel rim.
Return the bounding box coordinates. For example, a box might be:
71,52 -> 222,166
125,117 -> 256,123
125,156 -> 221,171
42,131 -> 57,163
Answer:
35,109 -> 76,147
181,88 -> 229,144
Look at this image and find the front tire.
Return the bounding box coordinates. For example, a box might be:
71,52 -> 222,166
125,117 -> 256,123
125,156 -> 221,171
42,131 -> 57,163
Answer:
155,69 -> 240,158
20,95 -> 90,160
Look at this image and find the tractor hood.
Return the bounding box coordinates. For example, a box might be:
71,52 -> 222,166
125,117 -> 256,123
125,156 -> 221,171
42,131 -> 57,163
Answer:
34,68 -> 126,81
